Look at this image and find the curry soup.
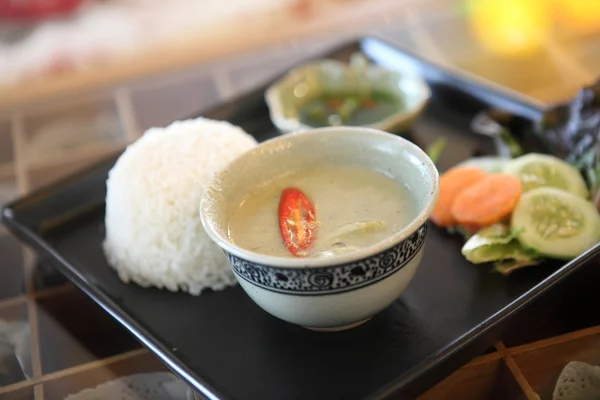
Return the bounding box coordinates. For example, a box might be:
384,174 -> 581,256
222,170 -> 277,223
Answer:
227,165 -> 417,258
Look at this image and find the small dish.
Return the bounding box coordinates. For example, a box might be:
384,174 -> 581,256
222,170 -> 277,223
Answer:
199,126 -> 439,331
265,54 -> 431,134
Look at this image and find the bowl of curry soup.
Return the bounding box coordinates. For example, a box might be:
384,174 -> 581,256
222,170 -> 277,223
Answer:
200,127 -> 439,331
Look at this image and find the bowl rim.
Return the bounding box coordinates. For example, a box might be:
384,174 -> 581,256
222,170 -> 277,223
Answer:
199,126 -> 439,269
264,59 -> 431,134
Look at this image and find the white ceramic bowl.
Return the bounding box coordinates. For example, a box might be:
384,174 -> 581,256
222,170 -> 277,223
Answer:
200,127 -> 439,331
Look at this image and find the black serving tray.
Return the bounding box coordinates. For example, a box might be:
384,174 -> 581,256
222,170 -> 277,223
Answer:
3,37 -> 600,400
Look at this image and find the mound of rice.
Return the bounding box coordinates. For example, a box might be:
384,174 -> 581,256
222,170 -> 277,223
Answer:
103,117 -> 257,295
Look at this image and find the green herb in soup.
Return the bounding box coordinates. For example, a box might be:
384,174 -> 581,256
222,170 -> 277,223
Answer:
227,165 -> 417,258
298,91 -> 402,127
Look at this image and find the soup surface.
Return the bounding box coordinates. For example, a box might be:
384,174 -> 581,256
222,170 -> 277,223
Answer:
298,91 -> 402,128
227,165 -> 417,258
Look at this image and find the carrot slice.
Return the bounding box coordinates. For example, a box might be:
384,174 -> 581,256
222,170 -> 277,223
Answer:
451,174 -> 522,227
431,167 -> 488,227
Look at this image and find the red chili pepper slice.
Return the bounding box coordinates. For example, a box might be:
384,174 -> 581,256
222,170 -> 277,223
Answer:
363,98 -> 376,110
327,98 -> 342,110
278,187 -> 317,256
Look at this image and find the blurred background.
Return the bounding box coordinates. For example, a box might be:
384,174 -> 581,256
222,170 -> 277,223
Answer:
1,0 -> 600,108
2,0 -> 600,197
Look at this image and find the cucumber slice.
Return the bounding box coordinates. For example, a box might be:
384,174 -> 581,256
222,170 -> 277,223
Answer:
511,187 -> 600,259
458,156 -> 509,173
504,153 -> 588,198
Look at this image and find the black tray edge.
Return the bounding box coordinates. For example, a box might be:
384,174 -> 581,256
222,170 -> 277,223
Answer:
357,36 -> 546,120
5,189 -> 600,400
370,243 -> 600,398
1,205 -> 235,400
0,206 -> 233,400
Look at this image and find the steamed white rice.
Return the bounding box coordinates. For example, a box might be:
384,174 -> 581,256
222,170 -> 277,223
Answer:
103,117 -> 257,295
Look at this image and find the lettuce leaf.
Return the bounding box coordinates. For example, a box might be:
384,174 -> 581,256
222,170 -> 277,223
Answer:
461,224 -> 542,275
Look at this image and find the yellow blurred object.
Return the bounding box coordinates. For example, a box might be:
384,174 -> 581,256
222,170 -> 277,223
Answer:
553,0 -> 600,35
467,0 -> 551,57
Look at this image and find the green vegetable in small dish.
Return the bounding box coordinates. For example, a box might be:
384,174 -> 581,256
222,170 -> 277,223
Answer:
265,53 -> 431,134
299,91 -> 403,128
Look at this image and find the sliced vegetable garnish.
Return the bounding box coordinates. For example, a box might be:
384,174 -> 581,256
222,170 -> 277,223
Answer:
328,220 -> 386,241
504,153 -> 589,198
464,223 -> 517,246
278,187 -> 317,256
431,166 -> 489,227
451,173 -> 522,227
458,156 -> 510,173
511,187 -> 600,259
461,224 -> 541,275
494,258 -> 542,275
314,245 -> 360,259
